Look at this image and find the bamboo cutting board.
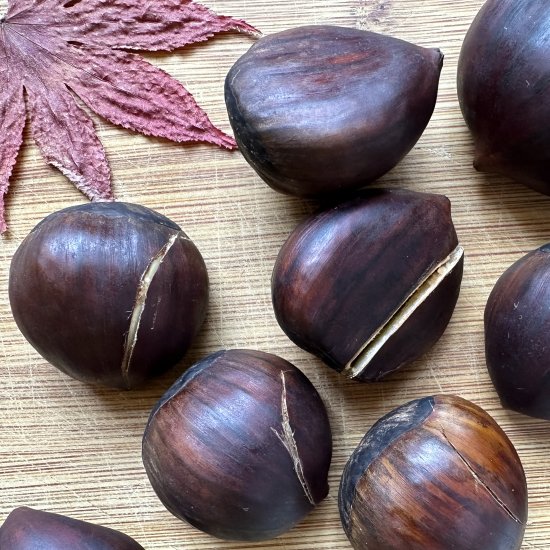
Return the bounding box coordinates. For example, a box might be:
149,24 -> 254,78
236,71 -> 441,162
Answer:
1,0 -> 550,548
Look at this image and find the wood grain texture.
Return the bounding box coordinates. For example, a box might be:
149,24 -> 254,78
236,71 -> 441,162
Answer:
1,0 -> 550,548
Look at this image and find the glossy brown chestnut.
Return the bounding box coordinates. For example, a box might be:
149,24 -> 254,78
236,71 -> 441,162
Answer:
9,202 -> 208,389
272,189 -> 464,381
225,25 -> 443,197
458,0 -> 550,195
142,348 -> 332,541
485,244 -> 550,419
339,395 -> 528,550
0,507 -> 145,549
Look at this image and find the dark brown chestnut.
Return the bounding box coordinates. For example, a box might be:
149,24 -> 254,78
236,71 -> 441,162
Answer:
485,244 -> 550,419
142,348 -> 332,541
225,25 -> 443,197
9,202 -> 208,389
272,188 -> 464,381
339,394 -> 528,550
458,0 -> 550,195
0,507 -> 145,549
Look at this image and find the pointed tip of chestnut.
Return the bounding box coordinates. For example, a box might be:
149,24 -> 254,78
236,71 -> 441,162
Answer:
429,46 -> 445,69
339,394 -> 527,550
0,507 -> 145,549
473,147 -> 499,172
226,25 -> 443,197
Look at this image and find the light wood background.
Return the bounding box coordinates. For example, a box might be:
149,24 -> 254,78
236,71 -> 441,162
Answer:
1,0 -> 550,548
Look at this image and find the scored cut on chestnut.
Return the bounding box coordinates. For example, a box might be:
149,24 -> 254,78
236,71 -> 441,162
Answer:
339,394 -> 528,550
485,244 -> 550,420
225,25 -> 443,197
0,507 -> 145,549
272,188 -> 464,381
142,348 -> 332,541
9,202 -> 208,389
458,0 -> 550,195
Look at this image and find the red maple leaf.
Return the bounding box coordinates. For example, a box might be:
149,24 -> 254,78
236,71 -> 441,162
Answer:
0,0 -> 257,233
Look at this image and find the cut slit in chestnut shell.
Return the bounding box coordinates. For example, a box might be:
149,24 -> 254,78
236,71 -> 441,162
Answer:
272,189 -> 463,381
9,202 -> 208,389
225,25 -> 443,197
142,349 -> 332,541
339,395 -> 528,550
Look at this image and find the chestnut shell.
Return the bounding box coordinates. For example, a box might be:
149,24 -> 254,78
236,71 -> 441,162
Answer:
485,244 -> 550,419
225,25 -> 443,197
142,348 -> 332,541
458,0 -> 550,194
272,188 -> 463,381
9,202 -> 208,389
0,507 -> 145,549
339,395 -> 527,550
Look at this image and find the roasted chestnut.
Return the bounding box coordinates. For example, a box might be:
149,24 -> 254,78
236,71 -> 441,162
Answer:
458,0 -> 550,195
142,348 -> 332,541
0,507 -> 145,549
485,244 -> 550,419
225,25 -> 443,196
9,202 -> 208,389
272,189 -> 464,381
339,394 -> 528,550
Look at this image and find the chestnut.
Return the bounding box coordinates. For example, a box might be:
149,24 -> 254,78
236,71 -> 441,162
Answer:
225,25 -> 443,197
0,507 -> 145,549
271,188 -> 464,381
9,202 -> 208,389
339,394 -> 528,550
142,348 -> 332,541
458,0 -> 550,195
484,244 -> 550,420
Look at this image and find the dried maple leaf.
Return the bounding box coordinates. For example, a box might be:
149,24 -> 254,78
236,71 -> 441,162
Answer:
0,0 -> 257,233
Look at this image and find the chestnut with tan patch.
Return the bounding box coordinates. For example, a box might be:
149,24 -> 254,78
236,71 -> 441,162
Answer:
339,395 -> 527,550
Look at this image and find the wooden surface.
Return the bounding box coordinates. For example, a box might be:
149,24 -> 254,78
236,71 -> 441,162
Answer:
1,0 -> 550,548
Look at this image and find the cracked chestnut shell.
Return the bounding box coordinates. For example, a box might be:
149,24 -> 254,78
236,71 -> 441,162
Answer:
485,244 -> 550,419
225,25 -> 443,196
272,189 -> 464,381
9,202 -> 208,389
458,0 -> 550,195
339,395 -> 528,550
142,348 -> 332,541
0,507 -> 144,549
